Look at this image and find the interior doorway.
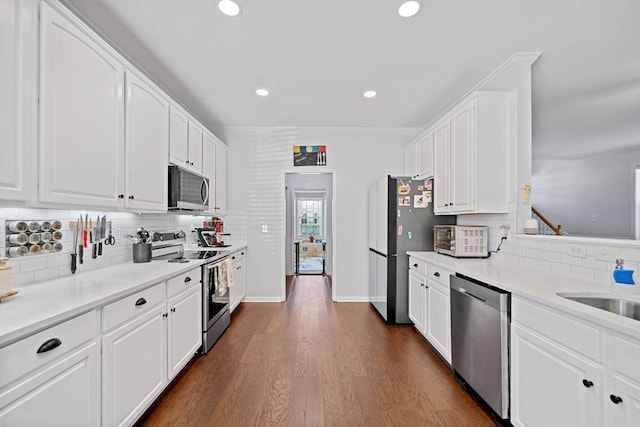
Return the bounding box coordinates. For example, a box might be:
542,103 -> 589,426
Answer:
285,173 -> 333,298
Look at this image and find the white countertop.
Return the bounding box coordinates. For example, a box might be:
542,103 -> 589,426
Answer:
0,242 -> 246,349
407,251 -> 640,340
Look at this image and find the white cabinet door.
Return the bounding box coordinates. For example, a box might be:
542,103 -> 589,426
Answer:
202,132 -> 215,214
433,119 -> 451,214
404,144 -> 418,178
0,0 -> 37,202
39,3 -> 124,208
450,101 -> 475,213
169,105 -> 189,168
0,342 -> 100,427
511,323 -> 602,427
124,71 -> 169,211
102,304 -> 167,427
213,141 -> 228,215
187,120 -> 203,174
408,271 -> 426,333
417,131 -> 434,178
426,281 -> 451,363
230,258 -> 247,312
606,376 -> 640,427
167,287 -> 202,380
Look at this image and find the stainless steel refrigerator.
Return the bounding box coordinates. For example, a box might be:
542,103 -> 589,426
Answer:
368,176 -> 455,324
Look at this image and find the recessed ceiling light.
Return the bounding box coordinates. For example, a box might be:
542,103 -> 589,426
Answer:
256,88 -> 269,96
364,90 -> 377,98
218,0 -> 241,17
398,1 -> 421,18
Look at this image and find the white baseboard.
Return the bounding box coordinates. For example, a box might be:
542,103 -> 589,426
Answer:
333,297 -> 371,302
242,297 -> 284,303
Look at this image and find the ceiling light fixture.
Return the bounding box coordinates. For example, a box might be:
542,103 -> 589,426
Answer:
256,88 -> 269,96
364,90 -> 377,98
218,0 -> 241,17
398,1 -> 421,18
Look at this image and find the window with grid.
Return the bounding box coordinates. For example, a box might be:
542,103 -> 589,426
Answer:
295,193 -> 325,239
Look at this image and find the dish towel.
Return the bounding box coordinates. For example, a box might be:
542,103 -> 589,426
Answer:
217,258 -> 234,296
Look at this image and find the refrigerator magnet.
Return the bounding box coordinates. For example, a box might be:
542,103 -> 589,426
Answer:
425,179 -> 433,191
398,226 -> 403,236
408,231 -> 412,239
398,183 -> 411,195
424,191 -> 432,203
398,196 -> 410,207
414,194 -> 427,208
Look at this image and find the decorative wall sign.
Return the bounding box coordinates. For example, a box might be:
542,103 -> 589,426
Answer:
293,145 -> 327,166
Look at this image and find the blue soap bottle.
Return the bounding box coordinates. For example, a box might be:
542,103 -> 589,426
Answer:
612,259 -> 637,294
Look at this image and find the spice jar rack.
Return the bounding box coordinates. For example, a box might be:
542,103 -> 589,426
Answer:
5,220 -> 63,257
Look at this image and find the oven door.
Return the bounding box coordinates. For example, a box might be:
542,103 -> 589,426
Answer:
203,259 -> 230,330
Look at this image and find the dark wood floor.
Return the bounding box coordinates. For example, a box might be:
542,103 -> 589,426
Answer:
137,275 -> 500,426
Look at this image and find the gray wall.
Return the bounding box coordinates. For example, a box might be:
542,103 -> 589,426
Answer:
285,173 -> 333,275
532,147 -> 640,239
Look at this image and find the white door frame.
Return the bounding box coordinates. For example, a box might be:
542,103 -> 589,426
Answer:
281,168 -> 337,302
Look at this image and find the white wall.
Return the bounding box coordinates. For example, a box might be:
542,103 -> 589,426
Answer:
221,127 -> 420,302
533,147 -> 640,239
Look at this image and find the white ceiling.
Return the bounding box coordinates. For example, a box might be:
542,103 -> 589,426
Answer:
62,0 -> 640,159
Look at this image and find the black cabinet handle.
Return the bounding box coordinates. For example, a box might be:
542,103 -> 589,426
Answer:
135,297 -> 147,306
610,395 -> 623,404
582,379 -> 594,388
434,272 -> 440,277
241,252 -> 244,255
37,338 -> 62,354
129,195 -> 135,200
184,277 -> 192,283
118,194 -> 124,199
413,264 -> 418,268
171,307 -> 176,313
163,313 -> 168,318
232,256 -> 236,260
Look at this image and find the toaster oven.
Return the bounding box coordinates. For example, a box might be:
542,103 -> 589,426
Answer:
434,225 -> 489,258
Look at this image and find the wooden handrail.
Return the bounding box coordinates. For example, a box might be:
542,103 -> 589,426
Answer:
531,206 -> 563,235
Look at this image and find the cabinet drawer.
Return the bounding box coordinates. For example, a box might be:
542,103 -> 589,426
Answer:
409,257 -> 427,276
230,249 -> 246,265
425,263 -> 453,289
512,296 -> 602,362
609,334 -> 640,383
102,282 -> 166,332
167,268 -> 201,298
0,310 -> 98,388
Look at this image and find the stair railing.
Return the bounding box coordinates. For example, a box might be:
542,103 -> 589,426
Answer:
532,206 -> 564,236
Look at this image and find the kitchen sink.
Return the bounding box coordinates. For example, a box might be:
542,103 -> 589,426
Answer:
557,292 -> 640,321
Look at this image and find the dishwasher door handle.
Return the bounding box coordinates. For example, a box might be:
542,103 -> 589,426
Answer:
457,287 -> 486,302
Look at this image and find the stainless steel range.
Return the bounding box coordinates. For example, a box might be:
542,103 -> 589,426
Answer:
151,231 -> 231,353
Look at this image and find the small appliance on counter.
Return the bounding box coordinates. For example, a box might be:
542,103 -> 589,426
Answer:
434,225 -> 489,258
194,227 -> 231,248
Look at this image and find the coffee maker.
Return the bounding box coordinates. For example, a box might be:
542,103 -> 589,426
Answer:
195,227 -> 230,247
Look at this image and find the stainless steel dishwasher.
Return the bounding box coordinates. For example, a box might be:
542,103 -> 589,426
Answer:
450,273 -> 511,420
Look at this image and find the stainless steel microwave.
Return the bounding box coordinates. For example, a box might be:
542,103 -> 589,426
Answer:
168,165 -> 209,211
434,225 -> 489,258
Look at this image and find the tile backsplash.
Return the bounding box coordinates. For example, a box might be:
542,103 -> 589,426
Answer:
0,207 -> 248,287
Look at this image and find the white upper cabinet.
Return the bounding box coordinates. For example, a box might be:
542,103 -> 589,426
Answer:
202,132 -> 215,214
169,105 -> 204,175
169,105 -> 189,167
0,0 -> 37,203
213,141 -> 228,215
433,92 -> 511,215
124,71 -> 169,211
39,2 -> 125,208
403,131 -> 434,179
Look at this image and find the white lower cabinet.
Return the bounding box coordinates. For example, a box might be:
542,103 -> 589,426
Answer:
408,257 -> 453,363
230,249 -> 247,312
511,295 -> 640,427
167,285 -> 202,380
511,323 -> 602,427
0,310 -> 100,427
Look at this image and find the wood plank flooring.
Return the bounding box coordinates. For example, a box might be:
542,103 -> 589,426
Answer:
136,275 -> 501,427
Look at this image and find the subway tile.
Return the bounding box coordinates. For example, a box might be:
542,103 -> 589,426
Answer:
19,257 -> 48,273
525,248 -> 544,260
34,268 -> 60,283
551,262 -> 572,276
533,259 -> 552,272
571,266 -> 595,281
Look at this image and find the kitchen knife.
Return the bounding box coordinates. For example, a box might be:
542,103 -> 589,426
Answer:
78,216 -> 84,264
98,215 -> 106,255
84,214 -> 88,248
91,220 -> 97,259
71,217 -> 79,274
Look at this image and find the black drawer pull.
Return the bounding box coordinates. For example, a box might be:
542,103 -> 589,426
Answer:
135,297 -> 147,306
184,277 -> 192,283
582,379 -> 594,388
413,264 -> 418,268
610,395 -> 623,404
37,338 -> 62,354
241,252 -> 244,255
171,307 -> 176,313
434,272 -> 440,277
232,256 -> 236,260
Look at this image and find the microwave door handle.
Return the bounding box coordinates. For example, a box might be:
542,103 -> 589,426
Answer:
201,178 -> 210,205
